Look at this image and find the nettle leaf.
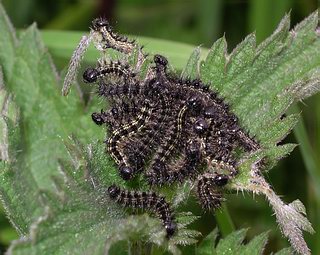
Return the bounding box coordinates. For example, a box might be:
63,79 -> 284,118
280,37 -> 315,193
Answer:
195,228 -> 218,255
196,228 -> 269,255
0,3 -> 103,235
6,137 -> 199,255
181,46 -> 201,80
0,4 -> 16,80
201,12 -> 320,148
0,92 -> 43,234
199,11 -> 319,255
274,247 -> 294,255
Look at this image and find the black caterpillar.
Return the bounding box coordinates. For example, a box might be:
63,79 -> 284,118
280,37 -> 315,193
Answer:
83,18 -> 260,237
108,185 -> 176,237
91,18 -> 136,54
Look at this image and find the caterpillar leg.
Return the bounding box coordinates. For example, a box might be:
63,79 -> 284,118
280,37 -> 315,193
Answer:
108,185 -> 177,237
91,110 -> 109,126
91,108 -> 123,128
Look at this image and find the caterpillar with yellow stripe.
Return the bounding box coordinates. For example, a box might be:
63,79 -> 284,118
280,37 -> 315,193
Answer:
91,18 -> 136,54
107,101 -> 153,180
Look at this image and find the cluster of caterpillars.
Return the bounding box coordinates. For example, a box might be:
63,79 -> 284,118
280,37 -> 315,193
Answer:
80,18 -> 260,238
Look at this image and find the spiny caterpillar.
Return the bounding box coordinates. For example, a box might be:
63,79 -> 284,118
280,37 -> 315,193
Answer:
106,101 -> 153,180
197,172 -> 230,210
91,18 -> 136,54
64,17 -> 261,238
108,185 -> 176,237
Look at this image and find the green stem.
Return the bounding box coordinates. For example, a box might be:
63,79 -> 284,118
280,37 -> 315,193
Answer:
291,104 -> 320,254
215,204 -> 235,237
248,0 -> 291,43
291,105 -> 320,198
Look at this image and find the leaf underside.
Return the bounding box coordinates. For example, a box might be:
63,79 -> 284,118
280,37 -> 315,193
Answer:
0,3 -> 319,255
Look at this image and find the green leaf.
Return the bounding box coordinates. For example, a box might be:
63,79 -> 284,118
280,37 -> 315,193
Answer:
196,228 -> 269,255
200,11 -> 318,255
0,3 -> 16,80
181,46 -> 201,79
6,139 -> 200,255
258,114 -> 299,146
1,6 -> 200,251
200,36 -> 227,92
215,228 -> 247,254
238,231 -> 269,255
0,5 -> 101,235
200,12 -> 320,149
274,247 -> 294,255
202,12 -> 319,255
196,228 -> 218,255
6,146 -> 125,255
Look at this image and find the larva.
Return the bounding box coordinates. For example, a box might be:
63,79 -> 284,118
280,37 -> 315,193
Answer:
158,104 -> 189,162
91,18 -> 136,54
107,101 -> 153,180
108,185 -> 177,237
116,71 -> 174,177
146,139 -> 202,186
196,172 -> 229,210
128,84 -> 171,166
145,93 -> 205,185
174,75 -> 260,153
91,102 -> 139,129
83,61 -> 136,84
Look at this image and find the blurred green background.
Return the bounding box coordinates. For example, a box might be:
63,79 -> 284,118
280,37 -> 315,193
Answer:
0,0 -> 319,254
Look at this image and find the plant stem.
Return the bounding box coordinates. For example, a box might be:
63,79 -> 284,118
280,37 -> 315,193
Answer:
291,105 -> 320,198
290,104 -> 320,254
215,204 -> 235,237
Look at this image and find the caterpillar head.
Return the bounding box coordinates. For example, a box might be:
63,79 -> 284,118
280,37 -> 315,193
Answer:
108,185 -> 120,199
92,18 -> 110,31
83,67 -> 99,83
